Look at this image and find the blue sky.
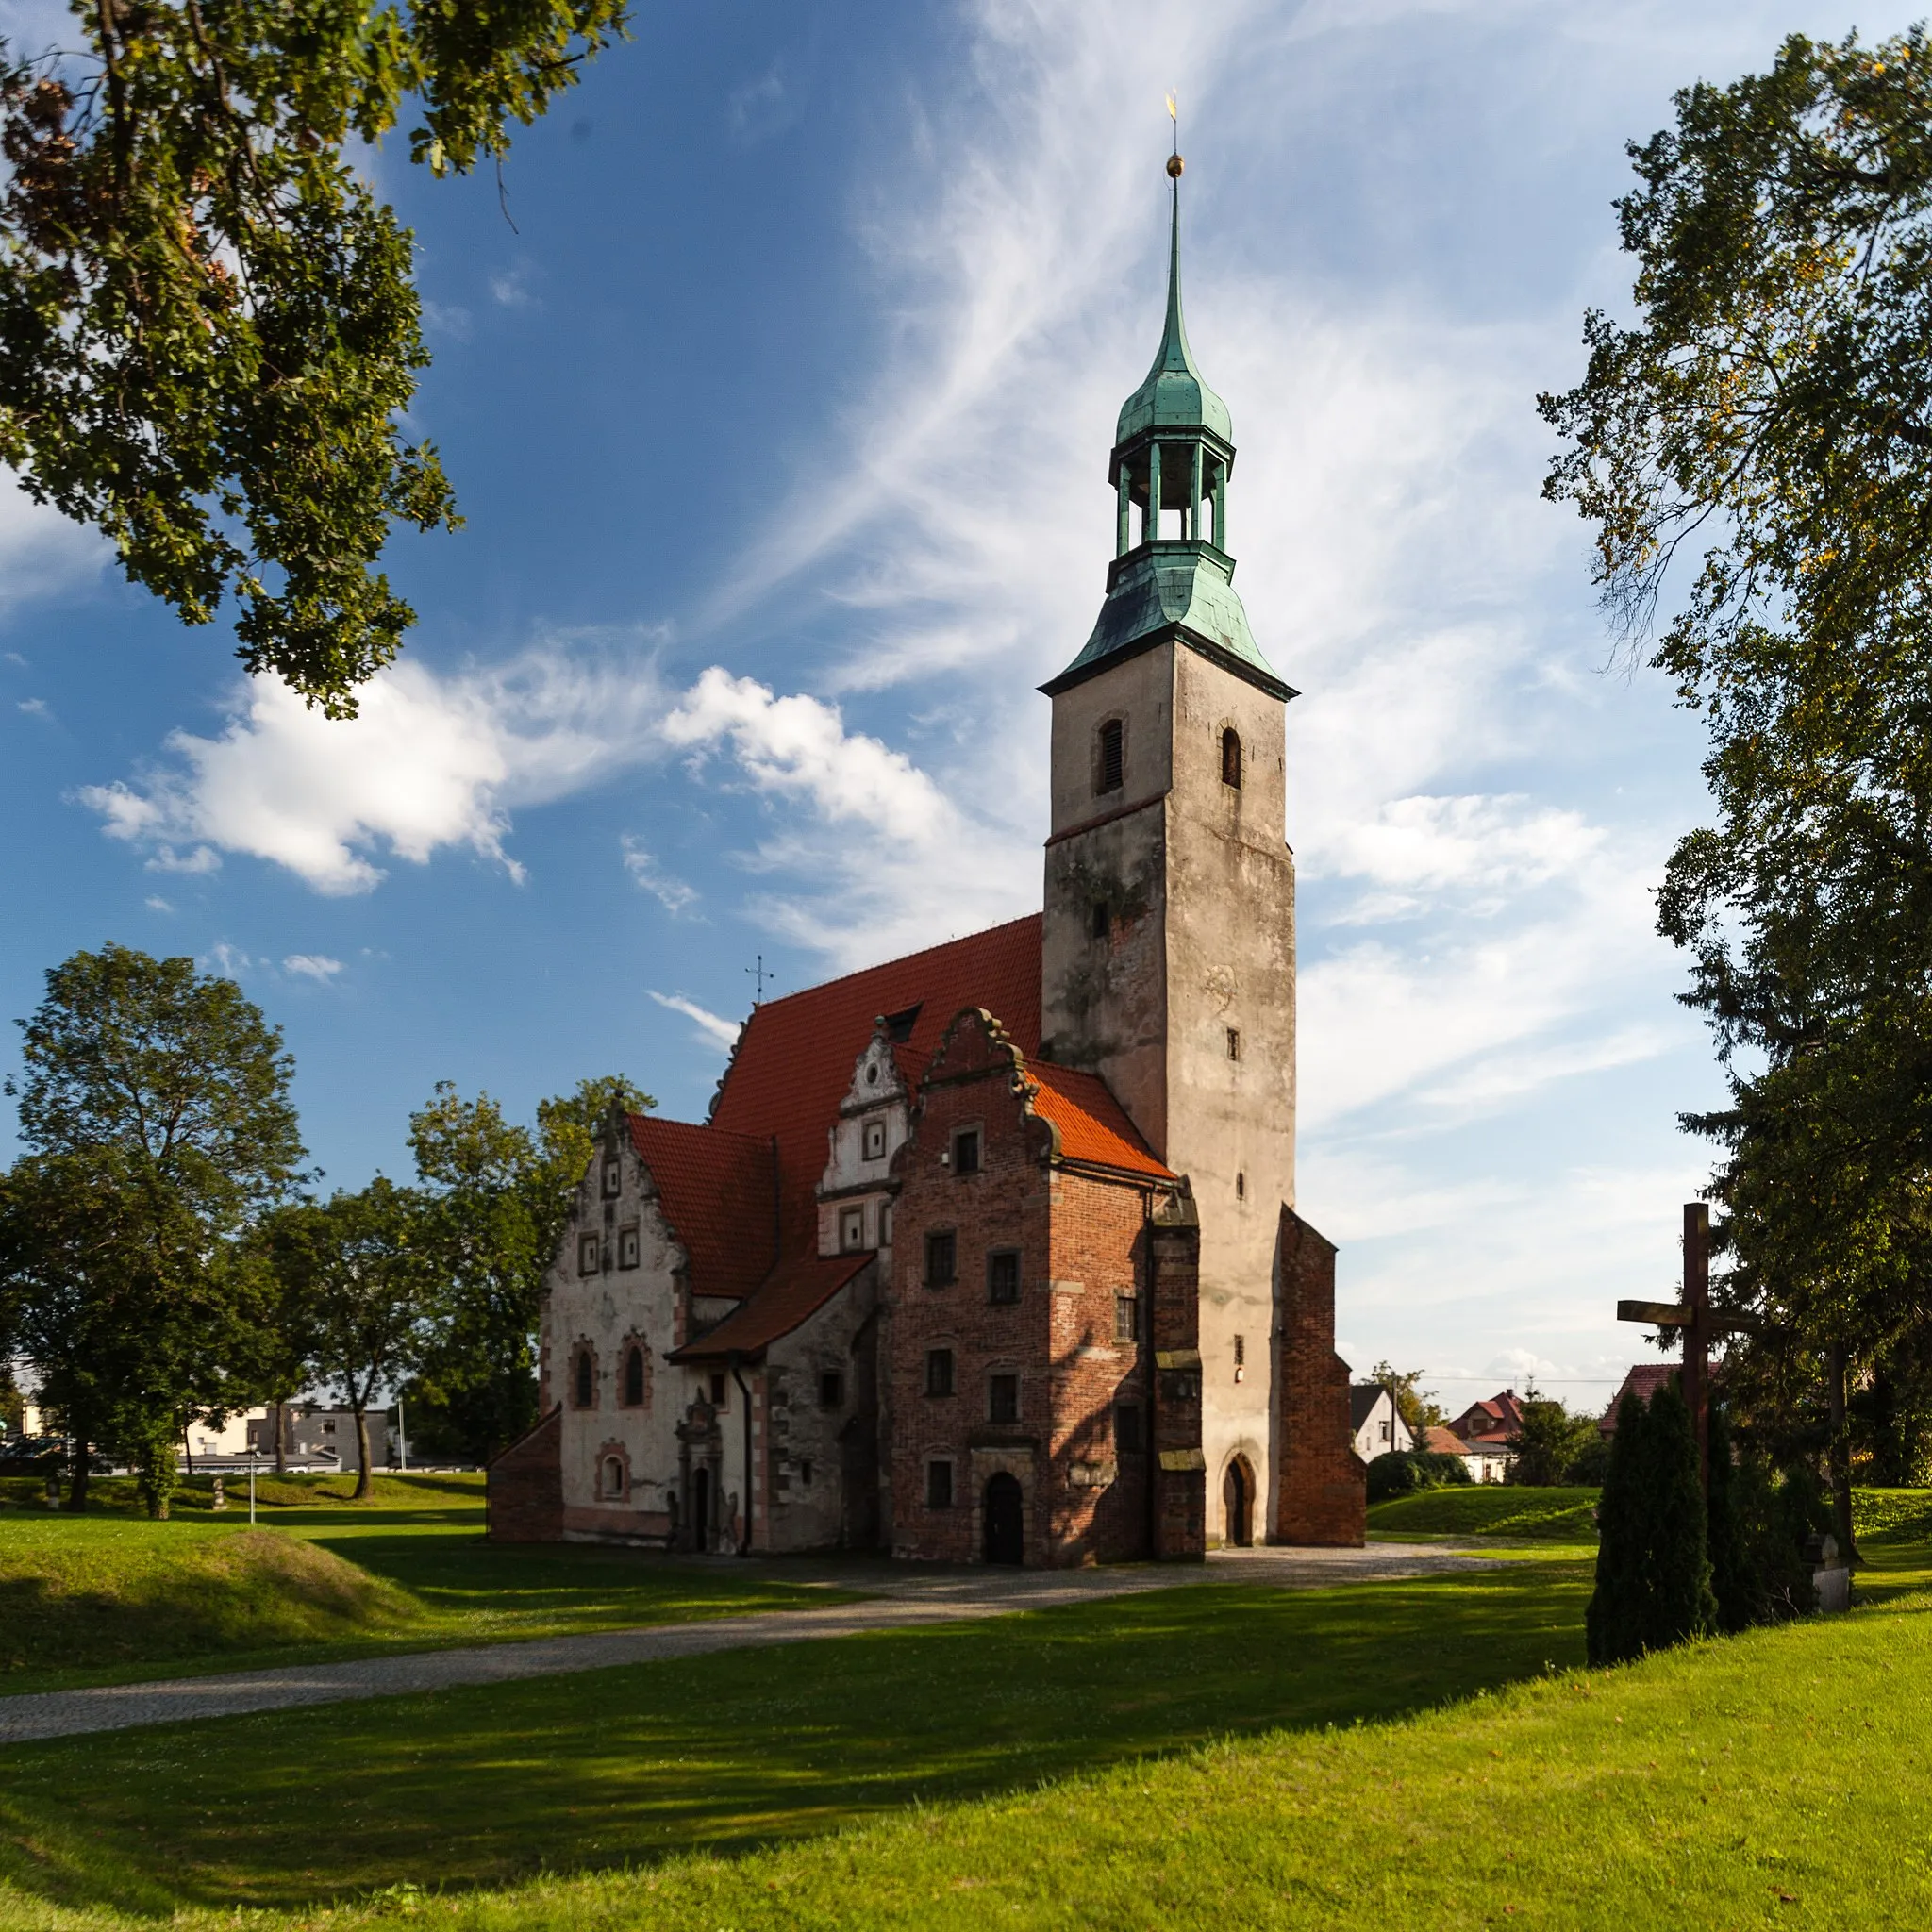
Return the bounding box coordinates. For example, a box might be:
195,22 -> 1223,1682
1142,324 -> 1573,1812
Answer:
0,0 -> 1912,1414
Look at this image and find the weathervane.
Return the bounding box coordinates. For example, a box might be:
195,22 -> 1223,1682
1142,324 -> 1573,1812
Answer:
1167,87 -> 1183,178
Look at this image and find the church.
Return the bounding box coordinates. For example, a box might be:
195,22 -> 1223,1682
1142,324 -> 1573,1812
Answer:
488,158 -> 1368,1563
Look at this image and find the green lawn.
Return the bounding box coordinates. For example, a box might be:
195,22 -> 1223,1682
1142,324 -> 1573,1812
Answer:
0,1550 -> 1927,1928
1369,1484 -> 1601,1542
0,1479 -> 860,1691
0,1557 -> 1593,1914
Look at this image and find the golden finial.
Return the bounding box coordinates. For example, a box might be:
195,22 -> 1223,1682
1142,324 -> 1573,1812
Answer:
1165,89 -> 1183,177
1167,154 -> 1185,179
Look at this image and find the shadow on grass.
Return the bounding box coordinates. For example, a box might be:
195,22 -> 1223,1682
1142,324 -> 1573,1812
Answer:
0,1560 -> 1592,1916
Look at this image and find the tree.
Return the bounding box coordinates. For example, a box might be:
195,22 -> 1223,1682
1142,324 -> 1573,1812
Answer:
1541,26 -> 1932,1419
266,1178 -> 431,1499
1367,1360 -> 1447,1441
1507,1392 -> 1600,1487
404,1074 -> 651,1462
1587,1379 -> 1717,1664
0,945 -> 303,1512
0,1 -> 628,712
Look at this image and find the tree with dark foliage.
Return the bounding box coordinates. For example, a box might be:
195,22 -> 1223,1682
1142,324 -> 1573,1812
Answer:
0,945 -> 304,1513
0,1 -> 628,712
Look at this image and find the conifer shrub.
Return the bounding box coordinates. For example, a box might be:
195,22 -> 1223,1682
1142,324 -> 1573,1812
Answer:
1586,1379 -> 1716,1664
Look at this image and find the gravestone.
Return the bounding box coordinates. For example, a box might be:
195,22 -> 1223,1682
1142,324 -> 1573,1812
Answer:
211,1474 -> 226,1512
1806,1531 -> 1851,1614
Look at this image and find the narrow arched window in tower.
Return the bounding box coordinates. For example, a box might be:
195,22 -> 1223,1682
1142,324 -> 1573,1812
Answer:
574,1347 -> 593,1409
1222,727 -> 1242,790
624,1345 -> 645,1407
1098,719 -> 1124,795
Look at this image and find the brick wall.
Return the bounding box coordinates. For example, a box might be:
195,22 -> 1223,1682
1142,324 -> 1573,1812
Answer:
1272,1208 -> 1367,1546
890,1009 -> 1057,1562
1148,1190 -> 1207,1559
889,1007 -> 1184,1566
487,1405 -> 564,1541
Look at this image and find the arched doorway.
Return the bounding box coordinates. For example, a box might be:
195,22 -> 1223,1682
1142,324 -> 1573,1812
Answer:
1223,1455 -> 1255,1548
692,1466 -> 711,1550
983,1472 -> 1024,1565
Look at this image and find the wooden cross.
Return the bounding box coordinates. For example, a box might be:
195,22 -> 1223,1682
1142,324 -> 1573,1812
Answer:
1617,1203 -> 1765,1495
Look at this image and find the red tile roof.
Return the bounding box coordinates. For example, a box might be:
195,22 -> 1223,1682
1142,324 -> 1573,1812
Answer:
628,1116 -> 775,1302
668,1254 -> 873,1361
710,915 -> 1042,1260
1028,1062 -> 1173,1179
1423,1425 -> 1472,1457
628,916 -> 1169,1358
1600,1362 -> 1676,1435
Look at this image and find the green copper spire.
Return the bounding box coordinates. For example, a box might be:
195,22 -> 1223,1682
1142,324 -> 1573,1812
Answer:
1114,170 -> 1232,446
1042,152 -> 1290,704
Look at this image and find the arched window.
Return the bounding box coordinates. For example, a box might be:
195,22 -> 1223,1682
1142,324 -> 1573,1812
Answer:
574,1347 -> 593,1408
1097,719 -> 1124,795
624,1344 -> 645,1407
1221,727 -> 1242,790
602,1455 -> 625,1498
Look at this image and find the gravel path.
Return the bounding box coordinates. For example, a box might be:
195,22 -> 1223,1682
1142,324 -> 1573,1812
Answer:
0,1542 -> 1488,1745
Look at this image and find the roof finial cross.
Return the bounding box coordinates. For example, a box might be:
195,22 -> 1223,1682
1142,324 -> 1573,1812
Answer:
746,954 -> 776,1005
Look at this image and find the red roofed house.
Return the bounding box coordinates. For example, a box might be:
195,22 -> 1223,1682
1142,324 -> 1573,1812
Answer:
1599,1363 -> 1676,1438
486,164 -> 1366,1566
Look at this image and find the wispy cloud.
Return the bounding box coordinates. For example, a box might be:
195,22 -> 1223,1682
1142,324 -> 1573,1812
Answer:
649,990 -> 741,1049
620,837 -> 698,915
283,954 -> 344,983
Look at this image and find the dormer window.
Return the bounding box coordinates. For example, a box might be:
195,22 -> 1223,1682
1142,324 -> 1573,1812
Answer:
863,1118 -> 887,1161
1097,718 -> 1124,795
1221,727 -> 1242,790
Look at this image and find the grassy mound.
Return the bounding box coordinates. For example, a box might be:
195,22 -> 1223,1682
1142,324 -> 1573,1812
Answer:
0,1522 -> 420,1673
0,1470 -> 484,1515
1369,1484 -> 1600,1541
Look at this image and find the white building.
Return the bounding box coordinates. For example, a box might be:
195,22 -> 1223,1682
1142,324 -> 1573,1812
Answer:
1349,1385 -> 1415,1462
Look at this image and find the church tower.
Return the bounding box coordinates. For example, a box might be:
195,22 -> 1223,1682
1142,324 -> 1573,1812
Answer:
1040,153 -> 1297,1537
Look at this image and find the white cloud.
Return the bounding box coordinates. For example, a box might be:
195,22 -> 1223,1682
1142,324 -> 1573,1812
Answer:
79,641 -> 674,895
144,896 -> 172,913
649,991 -> 741,1050
658,667 -> 1032,965
283,954 -> 344,983
200,942 -> 254,978
620,837 -> 698,915
489,262 -> 539,309
16,696 -> 47,717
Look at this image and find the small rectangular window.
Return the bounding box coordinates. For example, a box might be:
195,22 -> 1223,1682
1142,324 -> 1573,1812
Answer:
926,1460 -> 954,1508
925,1349 -> 955,1397
1091,900 -> 1109,940
988,1250 -> 1021,1305
1226,1027 -> 1241,1060
820,1371 -> 843,1409
577,1232 -> 600,1274
801,1458 -> 813,1487
1114,1293 -> 1139,1344
1115,1404 -> 1143,1454
924,1229 -> 957,1286
618,1225 -> 641,1270
989,1374 -> 1020,1424
952,1127 -> 981,1176
602,1160 -> 622,1198
862,1118 -> 887,1160
709,1371 -> 727,1407
1098,718 -> 1124,794
841,1207 -> 866,1252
